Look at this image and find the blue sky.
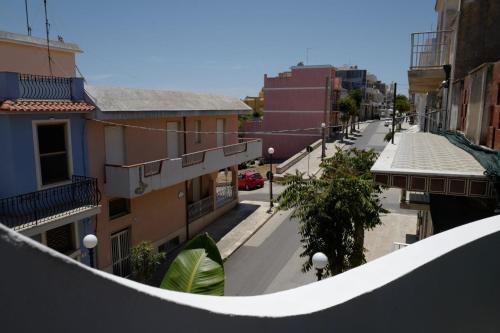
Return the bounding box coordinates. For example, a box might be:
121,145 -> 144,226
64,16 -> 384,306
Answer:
2,0 -> 436,97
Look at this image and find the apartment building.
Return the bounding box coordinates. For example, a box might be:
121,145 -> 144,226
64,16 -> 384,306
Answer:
85,86 -> 261,274
244,65 -> 340,160
372,0 -> 500,240
0,31 -> 100,264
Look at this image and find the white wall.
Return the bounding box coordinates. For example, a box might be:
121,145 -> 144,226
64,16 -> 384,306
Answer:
1,215 -> 500,332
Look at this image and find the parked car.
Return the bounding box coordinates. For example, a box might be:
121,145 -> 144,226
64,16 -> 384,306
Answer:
384,118 -> 392,127
238,171 -> 264,190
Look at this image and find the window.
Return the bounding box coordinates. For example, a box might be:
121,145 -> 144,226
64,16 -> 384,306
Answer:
36,123 -> 71,186
158,236 -> 180,254
46,224 -> 76,255
194,120 -> 202,144
109,198 -> 130,220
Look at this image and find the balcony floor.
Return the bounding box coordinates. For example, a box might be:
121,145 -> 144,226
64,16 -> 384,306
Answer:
13,205 -> 101,237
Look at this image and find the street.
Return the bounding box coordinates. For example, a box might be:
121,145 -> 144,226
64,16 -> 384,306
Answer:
225,121 -> 416,295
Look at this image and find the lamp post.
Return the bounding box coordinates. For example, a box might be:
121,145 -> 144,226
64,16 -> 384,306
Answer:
312,252 -> 328,281
321,122 -> 326,160
268,147 -> 274,212
83,234 -> 98,268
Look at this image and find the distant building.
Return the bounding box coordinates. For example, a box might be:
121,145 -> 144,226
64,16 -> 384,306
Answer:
243,91 -> 264,118
335,65 -> 367,91
247,65 -> 340,160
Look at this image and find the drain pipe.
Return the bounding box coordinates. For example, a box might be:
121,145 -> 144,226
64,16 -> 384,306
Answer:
183,117 -> 189,241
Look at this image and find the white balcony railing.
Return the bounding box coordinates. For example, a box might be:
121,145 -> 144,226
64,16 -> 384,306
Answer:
410,30 -> 453,69
105,139 -> 262,199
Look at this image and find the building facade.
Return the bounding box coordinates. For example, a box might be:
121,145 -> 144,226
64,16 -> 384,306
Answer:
248,65 -> 339,160
0,31 -> 100,265
373,0 -> 500,240
85,86 -> 261,274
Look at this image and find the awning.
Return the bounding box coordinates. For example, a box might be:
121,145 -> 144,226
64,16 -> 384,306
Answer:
371,132 -> 493,198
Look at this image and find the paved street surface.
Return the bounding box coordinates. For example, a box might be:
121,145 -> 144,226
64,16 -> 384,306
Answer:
225,120 -> 417,296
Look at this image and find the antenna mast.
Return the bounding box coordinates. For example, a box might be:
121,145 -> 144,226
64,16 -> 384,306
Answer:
24,0 -> 32,36
43,0 -> 53,75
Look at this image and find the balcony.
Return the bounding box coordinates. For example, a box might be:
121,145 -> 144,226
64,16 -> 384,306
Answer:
0,72 -> 85,101
2,213 -> 500,331
105,139 -> 262,199
0,176 -> 101,236
408,30 -> 452,93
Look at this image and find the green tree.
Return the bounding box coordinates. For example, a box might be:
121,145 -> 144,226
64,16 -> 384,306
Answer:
276,148 -> 387,277
395,94 -> 410,113
160,233 -> 224,296
349,89 -> 363,130
339,97 -> 356,139
130,241 -> 166,283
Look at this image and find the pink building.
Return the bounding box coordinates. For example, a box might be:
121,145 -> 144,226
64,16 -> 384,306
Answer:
250,65 -> 340,160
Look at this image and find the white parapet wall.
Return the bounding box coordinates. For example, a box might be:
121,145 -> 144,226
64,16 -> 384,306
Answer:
1,215 -> 500,332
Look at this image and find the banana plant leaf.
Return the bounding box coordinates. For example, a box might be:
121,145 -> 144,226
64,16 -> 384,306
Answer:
160,233 -> 224,296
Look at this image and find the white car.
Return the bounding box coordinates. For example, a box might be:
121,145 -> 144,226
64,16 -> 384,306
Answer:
384,119 -> 391,127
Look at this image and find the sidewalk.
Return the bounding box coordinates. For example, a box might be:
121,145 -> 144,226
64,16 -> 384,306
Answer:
275,121 -> 372,179
215,200 -> 274,260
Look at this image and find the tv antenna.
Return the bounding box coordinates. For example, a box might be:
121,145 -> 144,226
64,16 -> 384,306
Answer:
24,0 -> 32,35
43,0 -> 53,75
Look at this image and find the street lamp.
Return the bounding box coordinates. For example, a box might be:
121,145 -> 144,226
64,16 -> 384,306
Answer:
267,147 -> 275,212
312,252 -> 328,281
83,234 -> 98,268
321,122 -> 326,160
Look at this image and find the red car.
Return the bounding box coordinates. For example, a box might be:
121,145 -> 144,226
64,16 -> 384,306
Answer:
238,171 -> 264,190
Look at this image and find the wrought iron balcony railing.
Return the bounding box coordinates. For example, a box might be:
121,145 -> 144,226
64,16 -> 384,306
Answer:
0,176 -> 100,231
19,74 -> 72,99
187,196 -> 213,222
410,30 -> 453,69
0,72 -> 85,101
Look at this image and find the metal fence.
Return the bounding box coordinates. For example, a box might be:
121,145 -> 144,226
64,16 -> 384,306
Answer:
187,196 -> 213,222
410,30 -> 452,69
0,176 -> 100,230
216,185 -> 235,208
18,73 -> 73,99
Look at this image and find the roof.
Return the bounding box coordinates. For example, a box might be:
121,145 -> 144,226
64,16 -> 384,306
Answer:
85,85 -> 251,119
372,132 -> 485,177
371,132 -> 492,198
0,100 -> 95,113
0,31 -> 82,53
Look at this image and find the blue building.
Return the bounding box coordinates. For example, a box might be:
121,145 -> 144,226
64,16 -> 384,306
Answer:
0,32 -> 100,264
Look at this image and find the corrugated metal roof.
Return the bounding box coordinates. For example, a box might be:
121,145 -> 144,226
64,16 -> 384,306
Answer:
85,85 -> 251,116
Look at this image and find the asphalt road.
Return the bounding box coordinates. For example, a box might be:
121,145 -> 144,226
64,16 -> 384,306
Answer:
225,121 -> 406,296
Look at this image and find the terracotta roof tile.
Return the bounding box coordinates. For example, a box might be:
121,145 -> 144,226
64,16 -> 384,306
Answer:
0,100 -> 95,113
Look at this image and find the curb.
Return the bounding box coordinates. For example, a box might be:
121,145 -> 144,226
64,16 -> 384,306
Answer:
219,204 -> 279,261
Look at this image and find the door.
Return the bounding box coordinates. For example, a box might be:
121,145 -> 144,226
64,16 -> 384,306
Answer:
167,122 -> 179,158
216,119 -> 225,147
104,126 -> 125,165
111,228 -> 131,277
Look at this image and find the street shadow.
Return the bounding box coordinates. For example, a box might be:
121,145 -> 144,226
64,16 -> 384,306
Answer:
149,202 -> 260,287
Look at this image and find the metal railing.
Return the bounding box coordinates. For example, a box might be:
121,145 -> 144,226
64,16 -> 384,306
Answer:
182,151 -> 206,167
187,196 -> 213,223
0,176 -> 100,230
393,242 -> 410,251
216,185 -> 236,208
18,74 -> 73,99
410,30 -> 452,69
223,142 -> 247,156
